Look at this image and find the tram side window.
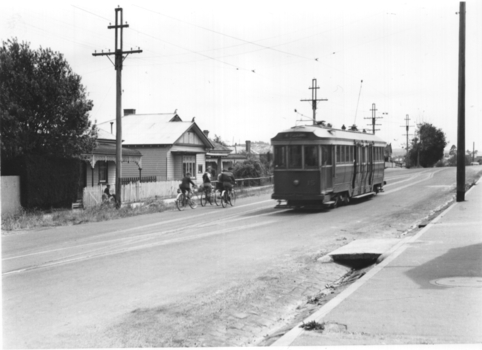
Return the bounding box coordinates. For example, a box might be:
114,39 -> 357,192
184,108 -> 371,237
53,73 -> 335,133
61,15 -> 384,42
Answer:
321,146 -> 332,166
274,146 -> 286,168
288,145 -> 302,169
336,146 -> 340,163
304,145 -> 318,168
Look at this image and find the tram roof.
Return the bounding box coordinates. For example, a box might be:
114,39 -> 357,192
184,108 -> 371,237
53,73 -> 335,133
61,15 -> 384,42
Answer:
271,124 -> 386,144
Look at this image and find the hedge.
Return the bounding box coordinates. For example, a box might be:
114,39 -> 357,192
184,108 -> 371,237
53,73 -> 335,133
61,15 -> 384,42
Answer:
2,155 -> 83,209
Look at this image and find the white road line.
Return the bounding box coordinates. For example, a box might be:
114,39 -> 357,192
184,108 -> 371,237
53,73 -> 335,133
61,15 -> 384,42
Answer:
2,201 -> 277,261
380,169 -> 444,195
3,220 -> 277,276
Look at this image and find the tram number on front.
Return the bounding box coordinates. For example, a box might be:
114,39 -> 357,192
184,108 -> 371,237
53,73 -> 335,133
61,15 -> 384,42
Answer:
307,180 -> 316,187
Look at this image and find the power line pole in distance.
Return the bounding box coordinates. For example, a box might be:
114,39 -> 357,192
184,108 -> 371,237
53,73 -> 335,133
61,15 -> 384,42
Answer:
365,103 -> 386,134
301,78 -> 328,125
93,7 -> 142,207
400,114 -> 414,157
456,1 -> 466,202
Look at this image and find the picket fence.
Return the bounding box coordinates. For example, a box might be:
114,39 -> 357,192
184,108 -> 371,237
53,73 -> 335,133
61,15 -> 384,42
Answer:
82,181 -> 180,208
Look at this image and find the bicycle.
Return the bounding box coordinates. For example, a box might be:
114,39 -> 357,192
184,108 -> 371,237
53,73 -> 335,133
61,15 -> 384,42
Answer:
200,185 -> 214,206
221,186 -> 236,208
175,188 -> 198,211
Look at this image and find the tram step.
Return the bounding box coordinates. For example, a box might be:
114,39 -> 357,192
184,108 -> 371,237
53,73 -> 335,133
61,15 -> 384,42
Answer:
352,192 -> 376,199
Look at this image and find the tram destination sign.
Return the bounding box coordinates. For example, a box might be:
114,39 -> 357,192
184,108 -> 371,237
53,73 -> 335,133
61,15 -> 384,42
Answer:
282,132 -> 310,139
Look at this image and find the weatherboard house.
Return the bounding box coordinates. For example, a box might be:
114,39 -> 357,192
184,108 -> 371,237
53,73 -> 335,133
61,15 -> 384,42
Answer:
81,128 -> 142,187
97,110 -> 215,182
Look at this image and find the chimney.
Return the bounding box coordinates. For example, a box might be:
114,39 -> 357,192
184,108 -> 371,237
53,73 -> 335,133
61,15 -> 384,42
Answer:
110,122 -> 114,134
203,130 -> 210,138
124,109 -> 136,116
246,140 -> 251,154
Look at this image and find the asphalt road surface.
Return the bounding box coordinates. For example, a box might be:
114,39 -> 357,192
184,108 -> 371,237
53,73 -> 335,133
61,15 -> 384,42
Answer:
2,166 -> 481,348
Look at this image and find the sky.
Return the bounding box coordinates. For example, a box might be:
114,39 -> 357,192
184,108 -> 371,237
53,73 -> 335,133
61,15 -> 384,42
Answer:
1,0 -> 481,151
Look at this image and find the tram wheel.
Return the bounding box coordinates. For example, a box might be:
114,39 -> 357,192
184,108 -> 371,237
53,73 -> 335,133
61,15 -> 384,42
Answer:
332,195 -> 340,208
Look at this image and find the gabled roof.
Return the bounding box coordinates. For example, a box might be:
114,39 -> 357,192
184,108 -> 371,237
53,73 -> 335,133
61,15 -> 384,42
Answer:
97,113 -> 213,148
97,128 -> 116,141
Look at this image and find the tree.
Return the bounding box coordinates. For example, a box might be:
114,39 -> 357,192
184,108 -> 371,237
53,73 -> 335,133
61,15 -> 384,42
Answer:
0,38 -> 97,162
213,134 -> 228,146
407,123 -> 447,167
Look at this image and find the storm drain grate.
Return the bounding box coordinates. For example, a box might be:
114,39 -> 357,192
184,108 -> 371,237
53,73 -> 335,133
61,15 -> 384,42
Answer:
430,277 -> 482,287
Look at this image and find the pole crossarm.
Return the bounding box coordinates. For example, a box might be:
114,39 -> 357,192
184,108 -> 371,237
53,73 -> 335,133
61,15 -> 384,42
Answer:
300,78 -> 328,125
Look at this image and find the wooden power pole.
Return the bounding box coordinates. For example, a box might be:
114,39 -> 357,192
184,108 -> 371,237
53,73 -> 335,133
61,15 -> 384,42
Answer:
301,78 -> 327,125
365,103 -> 385,134
456,1 -> 466,202
93,7 -> 142,207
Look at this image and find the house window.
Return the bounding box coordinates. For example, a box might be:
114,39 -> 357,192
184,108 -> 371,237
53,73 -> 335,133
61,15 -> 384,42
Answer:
99,162 -> 108,183
198,164 -> 203,174
183,156 -> 196,177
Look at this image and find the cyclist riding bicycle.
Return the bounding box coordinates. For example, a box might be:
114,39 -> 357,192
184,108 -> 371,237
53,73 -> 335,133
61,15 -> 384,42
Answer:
179,173 -> 197,197
202,166 -> 213,194
219,167 -> 236,199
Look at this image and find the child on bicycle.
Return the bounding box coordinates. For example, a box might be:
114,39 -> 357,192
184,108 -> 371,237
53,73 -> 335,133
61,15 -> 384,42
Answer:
179,173 -> 197,197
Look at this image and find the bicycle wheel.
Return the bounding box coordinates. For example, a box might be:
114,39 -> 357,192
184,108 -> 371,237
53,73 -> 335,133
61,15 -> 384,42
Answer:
229,189 -> 236,206
189,192 -> 198,209
200,191 -> 207,207
175,193 -> 185,211
221,191 -> 227,208
214,190 -> 220,206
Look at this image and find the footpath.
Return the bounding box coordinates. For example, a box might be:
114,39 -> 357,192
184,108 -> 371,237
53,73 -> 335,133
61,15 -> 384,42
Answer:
272,180 -> 482,346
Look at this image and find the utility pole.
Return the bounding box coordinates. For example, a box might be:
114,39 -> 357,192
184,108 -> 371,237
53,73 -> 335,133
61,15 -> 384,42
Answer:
93,7 -> 142,207
301,78 -> 328,125
400,114 -> 414,157
365,103 -> 385,134
456,1 -> 466,202
473,142 -> 475,162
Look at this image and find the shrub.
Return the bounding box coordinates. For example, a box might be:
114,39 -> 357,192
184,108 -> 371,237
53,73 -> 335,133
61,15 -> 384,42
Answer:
3,155 -> 83,209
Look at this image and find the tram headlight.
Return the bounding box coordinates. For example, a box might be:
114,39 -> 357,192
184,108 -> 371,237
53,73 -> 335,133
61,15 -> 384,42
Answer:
293,179 -> 299,186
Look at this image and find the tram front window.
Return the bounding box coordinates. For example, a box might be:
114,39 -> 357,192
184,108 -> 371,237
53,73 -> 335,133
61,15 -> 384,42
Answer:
322,145 -> 332,166
288,145 -> 302,168
274,146 -> 286,168
304,145 -> 318,168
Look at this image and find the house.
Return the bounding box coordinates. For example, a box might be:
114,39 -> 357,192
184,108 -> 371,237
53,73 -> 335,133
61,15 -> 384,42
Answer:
97,110 -> 214,182
82,129 -> 143,187
204,131 -> 233,176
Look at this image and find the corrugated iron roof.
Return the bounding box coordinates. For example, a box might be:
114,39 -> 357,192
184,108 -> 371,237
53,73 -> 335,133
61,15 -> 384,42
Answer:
97,113 -> 213,147
92,141 -> 142,157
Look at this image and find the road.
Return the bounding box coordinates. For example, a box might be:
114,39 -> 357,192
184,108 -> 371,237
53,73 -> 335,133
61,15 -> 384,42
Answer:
2,166 -> 481,348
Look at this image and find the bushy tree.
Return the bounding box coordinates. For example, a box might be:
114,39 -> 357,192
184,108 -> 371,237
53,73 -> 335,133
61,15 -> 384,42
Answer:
407,123 -> 447,167
233,156 -> 267,185
0,38 -> 97,162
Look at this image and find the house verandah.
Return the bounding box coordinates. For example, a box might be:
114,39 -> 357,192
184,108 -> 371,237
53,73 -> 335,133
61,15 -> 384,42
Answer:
80,130 -> 143,207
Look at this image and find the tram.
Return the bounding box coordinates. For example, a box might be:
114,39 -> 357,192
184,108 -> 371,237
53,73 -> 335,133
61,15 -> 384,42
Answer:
271,123 -> 387,208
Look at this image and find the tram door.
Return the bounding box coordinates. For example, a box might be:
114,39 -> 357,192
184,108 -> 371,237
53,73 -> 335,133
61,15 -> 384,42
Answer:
367,144 -> 374,191
352,144 -> 361,196
360,146 -> 369,193
321,145 -> 333,191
